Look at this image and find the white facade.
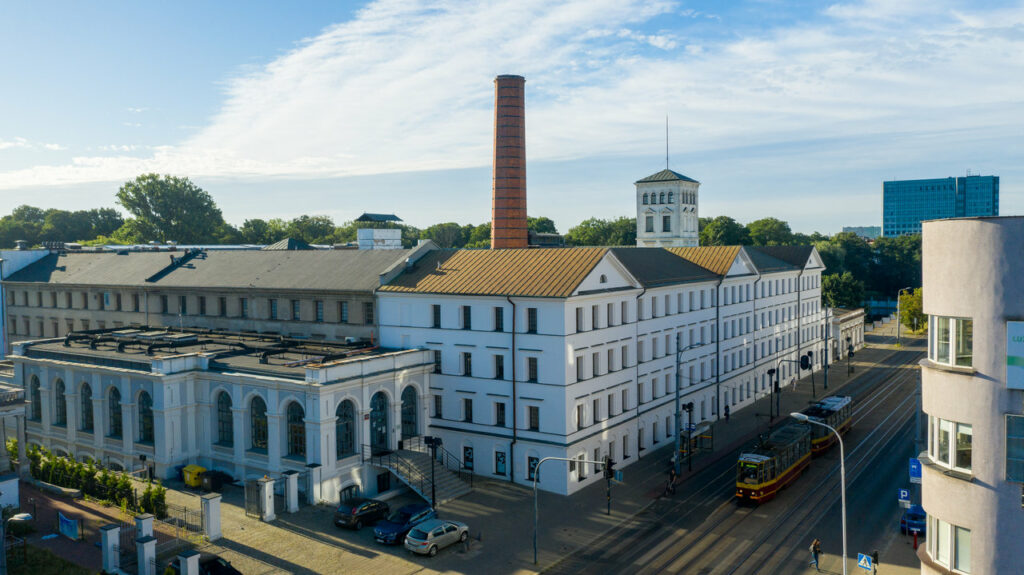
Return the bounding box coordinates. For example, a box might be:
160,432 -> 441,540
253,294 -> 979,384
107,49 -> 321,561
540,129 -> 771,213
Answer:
635,170 -> 700,248
378,247 -> 828,494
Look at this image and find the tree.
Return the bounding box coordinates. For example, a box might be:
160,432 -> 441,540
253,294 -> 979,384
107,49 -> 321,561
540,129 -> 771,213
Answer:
87,208 -> 125,238
527,216 -> 557,234
465,223 -> 491,248
284,215 -> 336,244
115,174 -> 226,243
898,287 -> 925,333
421,222 -> 468,248
746,217 -> 793,246
869,234 -> 921,296
822,272 -> 865,309
700,216 -> 749,246
565,217 -> 635,246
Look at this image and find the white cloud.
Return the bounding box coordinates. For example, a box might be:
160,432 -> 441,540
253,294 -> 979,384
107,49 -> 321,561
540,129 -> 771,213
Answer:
0,0 -> 1022,199
126,107 -> 148,114
0,137 -> 65,151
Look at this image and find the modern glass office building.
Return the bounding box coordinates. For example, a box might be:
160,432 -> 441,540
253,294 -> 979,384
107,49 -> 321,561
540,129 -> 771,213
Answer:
882,175 -> 999,237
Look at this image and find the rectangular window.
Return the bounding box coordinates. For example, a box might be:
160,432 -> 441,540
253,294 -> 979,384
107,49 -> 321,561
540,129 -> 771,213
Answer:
462,352 -> 472,377
339,301 -> 349,323
315,300 -> 324,323
463,398 -> 473,422
461,305 -> 471,329
576,356 -> 584,381
576,404 -> 585,430
621,345 -> 628,367
160,295 -> 168,314
608,393 -> 615,416
608,348 -> 615,372
592,352 -> 600,377
198,296 -> 206,316
592,305 -> 599,328
623,434 -> 630,459
663,215 -> 671,232
291,299 -> 301,320
364,302 -> 374,324
621,301 -> 628,323
494,307 -> 504,332
432,304 -> 441,328
576,307 -> 584,332
1006,415 -> 1024,482
954,526 -> 971,572
433,350 -> 442,374
495,402 -> 506,427
527,307 -> 538,333
622,388 -> 628,411
592,398 -> 600,422
645,215 -> 654,233
179,295 -> 187,315
578,454 -> 586,480
434,395 -> 442,418
527,357 -> 538,382
115,293 -> 122,311
270,299 -> 278,319
133,293 -> 140,312
494,354 -> 505,379
528,405 -> 539,431
240,298 -> 248,318
82,291 -> 89,310
219,296 -> 227,317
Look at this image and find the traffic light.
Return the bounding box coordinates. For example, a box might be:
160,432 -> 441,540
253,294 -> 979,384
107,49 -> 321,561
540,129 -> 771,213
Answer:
800,354 -> 811,370
604,456 -> 615,480
683,402 -> 694,413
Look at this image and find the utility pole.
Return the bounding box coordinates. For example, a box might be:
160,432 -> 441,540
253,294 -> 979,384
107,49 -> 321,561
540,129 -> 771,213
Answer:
674,335 -> 702,476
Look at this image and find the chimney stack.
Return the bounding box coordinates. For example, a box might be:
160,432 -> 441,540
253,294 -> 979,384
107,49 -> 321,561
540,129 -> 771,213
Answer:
491,75 -> 528,249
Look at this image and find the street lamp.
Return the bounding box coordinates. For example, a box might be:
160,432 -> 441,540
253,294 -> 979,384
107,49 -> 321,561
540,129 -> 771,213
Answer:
846,336 -> 854,376
674,336 -> 703,476
895,286 -> 913,347
0,509 -> 32,575
423,436 -> 442,509
766,356 -> 805,422
790,412 -> 846,575
822,307 -> 833,390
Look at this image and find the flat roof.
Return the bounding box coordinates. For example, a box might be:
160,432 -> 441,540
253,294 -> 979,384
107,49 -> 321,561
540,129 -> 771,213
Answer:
17,328 -> 408,380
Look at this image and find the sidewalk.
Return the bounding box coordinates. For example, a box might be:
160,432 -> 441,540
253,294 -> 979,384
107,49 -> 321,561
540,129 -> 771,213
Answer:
436,320 -> 915,573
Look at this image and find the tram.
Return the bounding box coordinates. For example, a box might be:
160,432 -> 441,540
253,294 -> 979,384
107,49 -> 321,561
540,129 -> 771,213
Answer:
801,396 -> 853,456
735,423 -> 811,504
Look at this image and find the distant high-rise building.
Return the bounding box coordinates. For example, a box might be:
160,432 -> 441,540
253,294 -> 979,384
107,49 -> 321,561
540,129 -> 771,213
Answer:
882,175 -> 999,237
841,226 -> 881,240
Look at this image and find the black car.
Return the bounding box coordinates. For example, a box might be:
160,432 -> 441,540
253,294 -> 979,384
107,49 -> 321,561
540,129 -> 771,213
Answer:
334,497 -> 390,530
163,552 -> 242,575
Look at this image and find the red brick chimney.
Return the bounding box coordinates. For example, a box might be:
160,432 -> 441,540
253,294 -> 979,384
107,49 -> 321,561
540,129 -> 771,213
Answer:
491,75 -> 528,249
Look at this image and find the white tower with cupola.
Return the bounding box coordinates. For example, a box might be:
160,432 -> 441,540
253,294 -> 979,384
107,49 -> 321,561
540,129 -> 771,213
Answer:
635,169 -> 700,247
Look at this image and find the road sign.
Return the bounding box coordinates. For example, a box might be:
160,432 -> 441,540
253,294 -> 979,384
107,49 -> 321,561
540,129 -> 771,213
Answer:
857,553 -> 873,570
898,488 -> 910,503
686,423 -> 697,432
909,458 -> 922,484
613,470 -> 624,483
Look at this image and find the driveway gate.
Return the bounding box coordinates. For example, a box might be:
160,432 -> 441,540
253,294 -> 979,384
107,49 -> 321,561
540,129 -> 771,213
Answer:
244,480 -> 262,518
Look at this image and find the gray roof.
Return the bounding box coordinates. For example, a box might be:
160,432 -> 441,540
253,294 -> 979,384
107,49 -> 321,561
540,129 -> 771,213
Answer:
5,249 -> 412,292
609,248 -> 720,287
635,169 -> 699,184
262,238 -> 314,251
743,247 -> 797,273
355,213 -> 403,222
747,246 -> 815,269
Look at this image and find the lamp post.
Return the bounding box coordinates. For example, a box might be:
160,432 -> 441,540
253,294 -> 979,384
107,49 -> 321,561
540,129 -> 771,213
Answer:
533,456 -> 605,565
766,356 -> 804,422
895,286 -> 913,347
790,412 -> 846,575
424,436 -> 442,509
674,336 -> 704,476
0,505 -> 32,575
823,307 -> 833,390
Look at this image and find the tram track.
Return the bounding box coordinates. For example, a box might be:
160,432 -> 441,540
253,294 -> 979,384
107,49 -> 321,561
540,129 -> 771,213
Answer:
643,351 -> 923,575
541,334 -> 923,575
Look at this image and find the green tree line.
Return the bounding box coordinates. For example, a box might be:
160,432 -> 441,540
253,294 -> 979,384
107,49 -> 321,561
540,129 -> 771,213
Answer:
1,174 -> 918,311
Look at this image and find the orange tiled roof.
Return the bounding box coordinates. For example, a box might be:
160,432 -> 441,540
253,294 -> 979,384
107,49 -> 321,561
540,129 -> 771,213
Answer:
378,248 -> 608,298
665,246 -> 742,276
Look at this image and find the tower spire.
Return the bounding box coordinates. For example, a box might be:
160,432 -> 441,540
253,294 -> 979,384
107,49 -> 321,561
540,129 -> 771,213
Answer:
665,115 -> 669,169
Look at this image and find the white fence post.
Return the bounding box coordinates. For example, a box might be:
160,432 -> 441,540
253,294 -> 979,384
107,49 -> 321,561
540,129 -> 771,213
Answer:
101,523 -> 120,574
284,470 -> 299,513
306,463 -> 322,504
135,513 -> 154,539
201,492 -> 222,541
259,476 -> 276,522
178,549 -> 202,575
137,534 -> 157,575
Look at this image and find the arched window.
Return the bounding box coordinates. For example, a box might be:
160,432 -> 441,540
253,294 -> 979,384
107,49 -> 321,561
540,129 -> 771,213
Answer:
668,191 -> 674,203
53,379 -> 67,426
138,391 -> 154,443
642,193 -> 648,205
80,383 -> 93,432
599,274 -> 607,284
108,388 -> 123,438
659,192 -> 666,204
250,396 -> 268,450
28,376 -> 40,421
286,401 -> 305,457
336,400 -> 355,459
401,386 -> 418,440
217,392 -> 233,446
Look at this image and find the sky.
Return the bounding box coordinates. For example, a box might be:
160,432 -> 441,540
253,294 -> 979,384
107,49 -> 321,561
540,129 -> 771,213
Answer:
1,0 -> 1021,235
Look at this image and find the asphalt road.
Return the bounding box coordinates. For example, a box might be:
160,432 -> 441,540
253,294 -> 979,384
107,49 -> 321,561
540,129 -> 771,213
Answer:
544,334 -> 926,575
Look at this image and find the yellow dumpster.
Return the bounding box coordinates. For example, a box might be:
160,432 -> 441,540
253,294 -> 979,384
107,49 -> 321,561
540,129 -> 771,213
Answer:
182,464 -> 206,488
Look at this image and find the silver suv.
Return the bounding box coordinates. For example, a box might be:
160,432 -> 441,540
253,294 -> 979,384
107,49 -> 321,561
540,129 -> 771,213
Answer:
403,518 -> 469,556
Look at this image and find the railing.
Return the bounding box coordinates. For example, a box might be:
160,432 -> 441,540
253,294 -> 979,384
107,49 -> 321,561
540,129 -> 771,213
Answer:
401,436 -> 474,488
361,445 -> 433,502
0,389 -> 24,406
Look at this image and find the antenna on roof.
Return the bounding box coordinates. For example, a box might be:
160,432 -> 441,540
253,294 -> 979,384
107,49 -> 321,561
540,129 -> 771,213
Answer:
665,115 -> 669,170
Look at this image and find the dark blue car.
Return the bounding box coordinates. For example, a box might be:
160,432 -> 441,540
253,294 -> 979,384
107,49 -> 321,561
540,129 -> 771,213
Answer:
373,503 -> 436,545
900,504 -> 926,536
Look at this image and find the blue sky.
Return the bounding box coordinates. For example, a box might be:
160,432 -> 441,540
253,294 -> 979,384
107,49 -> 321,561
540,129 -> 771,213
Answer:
1,0 -> 1021,235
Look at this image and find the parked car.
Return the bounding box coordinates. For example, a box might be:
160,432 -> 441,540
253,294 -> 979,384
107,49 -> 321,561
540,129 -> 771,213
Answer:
334,497 -> 390,530
404,518 -> 469,556
163,552 -> 242,575
900,504 -> 927,536
374,503 -> 436,545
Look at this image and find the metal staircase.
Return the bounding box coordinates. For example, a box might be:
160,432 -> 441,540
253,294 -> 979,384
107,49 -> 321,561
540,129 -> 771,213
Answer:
361,438 -> 472,505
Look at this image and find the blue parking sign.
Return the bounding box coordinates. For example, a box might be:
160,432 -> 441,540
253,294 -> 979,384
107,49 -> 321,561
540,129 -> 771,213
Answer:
909,458 -> 922,484
858,553 -> 873,570
898,488 -> 910,503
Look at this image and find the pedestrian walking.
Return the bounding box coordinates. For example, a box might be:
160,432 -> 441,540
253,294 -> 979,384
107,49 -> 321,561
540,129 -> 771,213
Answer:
724,404 -> 730,422
790,378 -> 797,391
809,538 -> 822,572
663,478 -> 676,496
872,549 -> 879,574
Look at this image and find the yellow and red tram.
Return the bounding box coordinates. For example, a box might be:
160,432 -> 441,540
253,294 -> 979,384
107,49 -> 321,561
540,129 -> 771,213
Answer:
735,423 -> 811,504
801,396 -> 853,456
